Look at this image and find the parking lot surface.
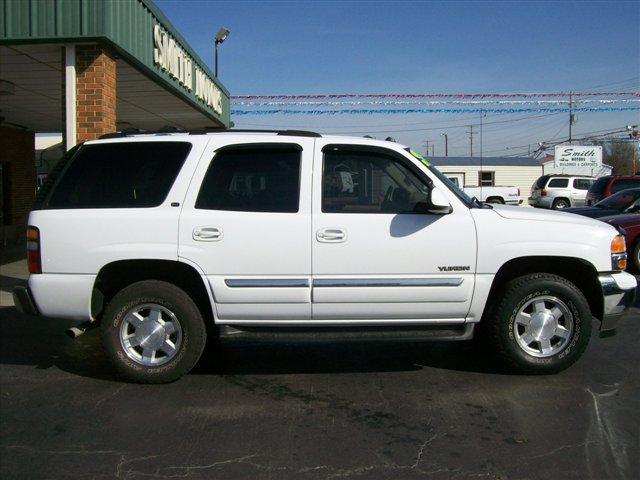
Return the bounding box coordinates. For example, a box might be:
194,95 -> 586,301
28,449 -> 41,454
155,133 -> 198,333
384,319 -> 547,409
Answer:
1,265 -> 639,479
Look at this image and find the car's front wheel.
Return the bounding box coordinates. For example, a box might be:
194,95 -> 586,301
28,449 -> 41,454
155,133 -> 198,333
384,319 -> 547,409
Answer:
632,240 -> 640,272
486,273 -> 592,374
101,280 -> 207,383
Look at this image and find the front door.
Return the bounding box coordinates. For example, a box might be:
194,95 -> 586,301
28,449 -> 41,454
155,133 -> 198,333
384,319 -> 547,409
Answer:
178,139 -> 314,322
311,143 -> 476,322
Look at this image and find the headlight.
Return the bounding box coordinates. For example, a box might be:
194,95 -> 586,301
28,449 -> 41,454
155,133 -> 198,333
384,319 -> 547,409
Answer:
610,234 -> 627,271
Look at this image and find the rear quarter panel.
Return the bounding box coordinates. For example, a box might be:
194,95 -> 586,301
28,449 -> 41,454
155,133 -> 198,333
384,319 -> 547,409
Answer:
28,137 -> 210,274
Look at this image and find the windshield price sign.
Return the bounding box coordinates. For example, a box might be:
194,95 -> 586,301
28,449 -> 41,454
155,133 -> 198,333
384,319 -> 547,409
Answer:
554,146 -> 602,169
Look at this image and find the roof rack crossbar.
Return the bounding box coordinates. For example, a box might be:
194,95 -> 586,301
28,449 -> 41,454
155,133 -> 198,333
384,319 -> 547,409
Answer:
98,128 -> 322,139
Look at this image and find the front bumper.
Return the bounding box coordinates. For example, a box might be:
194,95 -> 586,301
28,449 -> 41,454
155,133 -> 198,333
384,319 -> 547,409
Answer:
12,285 -> 39,315
598,272 -> 637,332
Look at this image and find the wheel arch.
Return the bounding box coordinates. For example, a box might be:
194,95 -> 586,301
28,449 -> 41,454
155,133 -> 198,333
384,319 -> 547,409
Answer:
483,255 -> 603,321
552,197 -> 571,208
485,196 -> 504,204
91,259 -> 215,324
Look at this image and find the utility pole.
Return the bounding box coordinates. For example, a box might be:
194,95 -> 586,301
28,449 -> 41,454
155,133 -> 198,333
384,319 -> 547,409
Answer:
431,144 -> 435,156
424,140 -> 431,157
467,125 -> 475,157
568,92 -> 573,144
441,133 -> 448,156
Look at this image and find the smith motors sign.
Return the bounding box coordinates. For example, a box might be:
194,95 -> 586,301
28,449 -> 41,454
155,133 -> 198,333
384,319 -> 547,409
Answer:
554,146 -> 602,169
153,24 -> 223,115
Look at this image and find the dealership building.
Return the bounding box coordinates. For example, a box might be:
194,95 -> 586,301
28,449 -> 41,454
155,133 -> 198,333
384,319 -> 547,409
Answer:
0,0 -> 231,243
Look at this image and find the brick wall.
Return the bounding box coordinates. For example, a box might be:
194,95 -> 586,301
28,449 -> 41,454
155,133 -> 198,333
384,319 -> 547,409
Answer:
0,126 -> 35,241
75,45 -> 117,142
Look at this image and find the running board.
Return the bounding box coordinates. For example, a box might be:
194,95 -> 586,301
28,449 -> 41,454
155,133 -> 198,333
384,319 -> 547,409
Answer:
218,324 -> 475,343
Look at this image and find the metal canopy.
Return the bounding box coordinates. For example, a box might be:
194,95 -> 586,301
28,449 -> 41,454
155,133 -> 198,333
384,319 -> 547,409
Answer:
0,43 -> 222,131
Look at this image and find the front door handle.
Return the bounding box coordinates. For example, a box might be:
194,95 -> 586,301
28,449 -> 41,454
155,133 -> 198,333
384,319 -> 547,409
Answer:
317,228 -> 346,243
193,226 -> 223,241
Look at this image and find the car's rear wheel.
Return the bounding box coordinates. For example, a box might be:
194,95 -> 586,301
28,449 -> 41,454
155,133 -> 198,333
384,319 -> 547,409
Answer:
486,273 -> 591,374
552,198 -> 570,209
486,197 -> 504,204
101,280 -> 207,383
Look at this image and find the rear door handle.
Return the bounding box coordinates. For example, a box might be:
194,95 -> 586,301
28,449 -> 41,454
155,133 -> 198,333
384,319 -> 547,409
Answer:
193,226 -> 223,241
317,228 -> 346,243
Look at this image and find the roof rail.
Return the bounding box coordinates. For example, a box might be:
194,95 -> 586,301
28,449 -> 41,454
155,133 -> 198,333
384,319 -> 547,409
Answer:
98,128 -> 322,140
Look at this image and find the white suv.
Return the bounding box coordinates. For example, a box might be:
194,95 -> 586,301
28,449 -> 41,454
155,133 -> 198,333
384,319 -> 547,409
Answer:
14,131 -> 636,383
529,175 -> 595,209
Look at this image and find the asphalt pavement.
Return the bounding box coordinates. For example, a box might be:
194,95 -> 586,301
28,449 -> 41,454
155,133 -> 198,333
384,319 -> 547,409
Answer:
0,267 -> 638,479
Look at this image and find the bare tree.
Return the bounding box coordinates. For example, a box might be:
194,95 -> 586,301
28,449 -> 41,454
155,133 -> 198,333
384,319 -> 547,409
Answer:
601,142 -> 637,175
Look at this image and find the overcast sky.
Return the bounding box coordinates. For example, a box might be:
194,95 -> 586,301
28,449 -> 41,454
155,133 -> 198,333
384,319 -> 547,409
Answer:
156,0 -> 639,156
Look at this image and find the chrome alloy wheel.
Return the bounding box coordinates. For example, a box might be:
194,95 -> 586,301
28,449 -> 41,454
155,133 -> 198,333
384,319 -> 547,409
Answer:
513,296 -> 574,358
119,304 -> 182,366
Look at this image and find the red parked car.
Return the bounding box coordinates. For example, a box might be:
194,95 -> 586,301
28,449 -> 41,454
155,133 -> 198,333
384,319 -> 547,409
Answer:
586,175 -> 640,205
599,213 -> 640,271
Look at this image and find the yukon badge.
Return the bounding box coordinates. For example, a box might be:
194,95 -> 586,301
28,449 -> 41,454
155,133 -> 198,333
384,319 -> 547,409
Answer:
438,266 -> 471,272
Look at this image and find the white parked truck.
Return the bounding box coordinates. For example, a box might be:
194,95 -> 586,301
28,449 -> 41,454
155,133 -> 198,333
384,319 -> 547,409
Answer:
444,176 -> 520,205
462,185 -> 521,205
14,131 -> 636,383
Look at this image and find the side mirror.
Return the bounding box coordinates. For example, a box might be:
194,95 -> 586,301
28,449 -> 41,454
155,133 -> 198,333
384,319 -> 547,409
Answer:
424,187 -> 452,214
430,187 -> 453,214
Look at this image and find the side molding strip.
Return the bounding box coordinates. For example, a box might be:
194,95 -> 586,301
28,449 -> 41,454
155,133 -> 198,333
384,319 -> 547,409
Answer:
313,278 -> 463,287
225,279 -> 310,288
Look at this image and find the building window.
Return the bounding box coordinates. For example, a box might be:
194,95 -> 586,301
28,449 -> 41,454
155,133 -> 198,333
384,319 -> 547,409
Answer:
479,171 -> 495,187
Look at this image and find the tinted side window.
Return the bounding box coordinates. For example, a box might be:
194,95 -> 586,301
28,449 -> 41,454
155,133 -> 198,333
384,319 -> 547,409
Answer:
611,178 -> 640,193
322,151 -> 430,214
196,147 -> 301,213
548,178 -> 569,188
46,142 -> 191,209
573,179 -> 593,190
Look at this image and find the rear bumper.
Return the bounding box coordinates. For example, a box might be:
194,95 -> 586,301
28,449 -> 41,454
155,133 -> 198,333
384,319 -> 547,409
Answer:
598,272 -> 637,332
12,286 -> 39,315
528,196 -> 552,208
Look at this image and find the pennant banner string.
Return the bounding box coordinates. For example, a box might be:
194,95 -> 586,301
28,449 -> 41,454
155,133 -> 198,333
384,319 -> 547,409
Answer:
234,99 -> 640,107
233,91 -> 639,100
230,106 -> 640,116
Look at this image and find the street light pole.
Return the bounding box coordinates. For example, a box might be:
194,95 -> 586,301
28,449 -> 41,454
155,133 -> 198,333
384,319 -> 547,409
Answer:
440,133 -> 448,156
214,27 -> 230,77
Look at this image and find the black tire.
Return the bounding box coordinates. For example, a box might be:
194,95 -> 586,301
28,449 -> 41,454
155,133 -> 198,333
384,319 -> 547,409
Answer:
552,198 -> 570,209
486,197 -> 504,204
486,273 -> 591,374
632,240 -> 640,273
101,280 -> 207,383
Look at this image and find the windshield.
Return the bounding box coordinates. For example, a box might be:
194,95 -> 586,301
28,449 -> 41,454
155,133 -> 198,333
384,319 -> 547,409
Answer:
404,148 -> 474,207
597,189 -> 640,210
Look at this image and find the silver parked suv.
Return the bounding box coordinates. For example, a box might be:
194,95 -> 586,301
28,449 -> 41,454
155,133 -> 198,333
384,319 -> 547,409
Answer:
529,175 -> 595,209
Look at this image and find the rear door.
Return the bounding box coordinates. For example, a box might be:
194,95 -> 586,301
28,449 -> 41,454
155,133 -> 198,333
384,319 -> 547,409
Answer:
571,178 -> 593,206
311,142 -> 476,322
178,138 -> 314,322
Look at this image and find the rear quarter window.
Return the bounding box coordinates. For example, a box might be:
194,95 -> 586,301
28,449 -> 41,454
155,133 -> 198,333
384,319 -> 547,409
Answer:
45,142 -> 191,209
534,175 -> 550,188
547,178 -> 569,188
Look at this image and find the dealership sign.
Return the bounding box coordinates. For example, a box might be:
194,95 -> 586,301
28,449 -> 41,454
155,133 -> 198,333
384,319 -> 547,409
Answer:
153,24 -> 223,115
554,146 -> 602,169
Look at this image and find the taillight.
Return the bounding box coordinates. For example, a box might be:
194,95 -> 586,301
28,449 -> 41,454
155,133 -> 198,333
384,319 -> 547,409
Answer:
540,188 -> 547,196
517,188 -> 520,196
26,226 -> 41,274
